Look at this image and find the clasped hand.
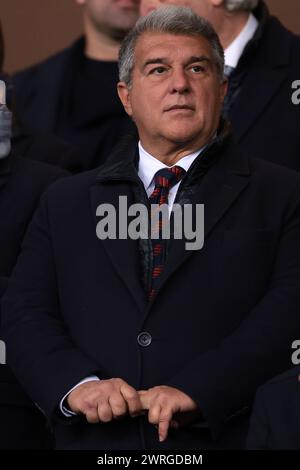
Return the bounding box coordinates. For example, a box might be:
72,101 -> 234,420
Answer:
67,378 -> 198,442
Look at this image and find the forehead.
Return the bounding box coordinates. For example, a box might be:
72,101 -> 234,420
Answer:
134,32 -> 213,63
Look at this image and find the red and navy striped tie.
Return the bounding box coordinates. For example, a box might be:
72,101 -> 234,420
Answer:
148,166 -> 186,301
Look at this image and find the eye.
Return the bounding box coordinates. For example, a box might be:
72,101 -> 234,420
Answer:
190,65 -> 205,73
150,66 -> 167,75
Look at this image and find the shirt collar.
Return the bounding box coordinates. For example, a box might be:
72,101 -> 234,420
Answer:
138,141 -> 205,191
224,13 -> 259,69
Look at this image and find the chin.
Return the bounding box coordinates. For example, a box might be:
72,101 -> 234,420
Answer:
165,130 -> 202,144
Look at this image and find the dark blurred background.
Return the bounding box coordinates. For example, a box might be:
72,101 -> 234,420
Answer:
1,0 -> 300,74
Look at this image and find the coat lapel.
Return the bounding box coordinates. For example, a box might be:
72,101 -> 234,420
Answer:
90,168 -> 148,315
157,145 -> 250,296
230,13 -> 291,143
90,138 -> 147,312
231,66 -> 288,143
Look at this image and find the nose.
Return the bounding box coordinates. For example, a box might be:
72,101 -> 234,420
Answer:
170,68 -> 190,94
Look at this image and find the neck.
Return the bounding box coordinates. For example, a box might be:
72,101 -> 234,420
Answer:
140,133 -> 215,166
215,11 -> 250,49
83,18 -> 121,62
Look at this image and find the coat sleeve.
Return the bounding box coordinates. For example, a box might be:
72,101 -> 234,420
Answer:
166,185 -> 300,440
1,190 -> 100,419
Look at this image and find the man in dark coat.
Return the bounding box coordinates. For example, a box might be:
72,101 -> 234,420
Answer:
0,150 -> 68,450
140,0 -> 300,171
2,7 -> 300,450
0,74 -> 68,448
0,30 -> 69,276
0,150 -> 69,450
11,0 -> 140,172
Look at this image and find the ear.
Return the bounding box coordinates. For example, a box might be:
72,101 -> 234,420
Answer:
117,82 -> 133,116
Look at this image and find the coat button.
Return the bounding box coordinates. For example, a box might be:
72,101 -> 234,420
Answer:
137,332 -> 152,347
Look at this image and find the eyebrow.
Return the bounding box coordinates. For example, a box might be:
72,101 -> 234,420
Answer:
142,55 -> 212,70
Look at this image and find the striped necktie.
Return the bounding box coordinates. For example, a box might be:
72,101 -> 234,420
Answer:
148,166 -> 186,301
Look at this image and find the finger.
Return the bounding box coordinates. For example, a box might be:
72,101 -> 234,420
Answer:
85,407 -> 100,424
97,398 -> 113,423
109,392 -> 128,419
158,410 -> 173,442
148,403 -> 161,425
120,384 -> 143,417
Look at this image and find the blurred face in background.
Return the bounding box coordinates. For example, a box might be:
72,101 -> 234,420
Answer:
77,0 -> 141,39
140,1 -> 215,26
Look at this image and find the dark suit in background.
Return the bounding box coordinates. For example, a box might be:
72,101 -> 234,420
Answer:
11,127 -> 82,174
226,1 -> 300,171
0,71 -> 82,173
0,152 -> 68,449
0,152 -> 68,277
12,38 -> 136,173
247,366 -> 300,450
2,130 -> 300,449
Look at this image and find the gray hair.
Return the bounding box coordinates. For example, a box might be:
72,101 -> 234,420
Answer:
225,0 -> 259,11
118,6 -> 224,87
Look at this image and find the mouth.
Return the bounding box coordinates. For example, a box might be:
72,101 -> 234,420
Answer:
164,105 -> 195,112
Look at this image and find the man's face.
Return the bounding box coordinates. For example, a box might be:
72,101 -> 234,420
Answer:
140,0 -> 213,22
118,32 -> 227,152
78,0 -> 140,36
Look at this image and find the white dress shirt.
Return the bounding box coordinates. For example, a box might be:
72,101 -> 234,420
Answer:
138,141 -> 205,213
224,13 -> 258,69
60,142 -> 206,416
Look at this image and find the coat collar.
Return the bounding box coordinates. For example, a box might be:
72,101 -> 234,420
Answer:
240,1 -> 291,69
94,120 -> 248,185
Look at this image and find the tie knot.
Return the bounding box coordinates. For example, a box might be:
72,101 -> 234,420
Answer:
153,166 -> 186,190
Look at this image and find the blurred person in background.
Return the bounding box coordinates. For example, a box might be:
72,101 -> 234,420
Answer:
0,20 -> 81,173
12,0 -> 140,172
0,24 -> 68,449
140,0 -> 300,172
